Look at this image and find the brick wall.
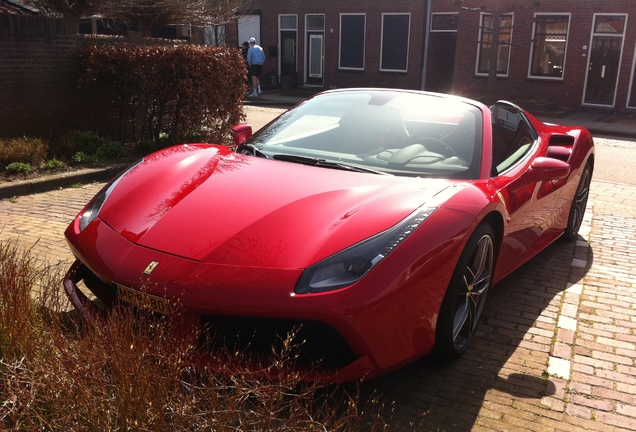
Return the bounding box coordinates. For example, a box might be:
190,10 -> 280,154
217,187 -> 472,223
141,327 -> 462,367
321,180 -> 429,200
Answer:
247,0 -> 428,90
446,0 -> 636,109
240,0 -> 636,109
0,15 -> 121,139
0,14 -> 196,141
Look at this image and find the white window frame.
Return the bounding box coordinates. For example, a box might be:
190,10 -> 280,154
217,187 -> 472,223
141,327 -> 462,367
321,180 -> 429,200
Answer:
475,12 -> 513,77
305,14 -> 325,83
278,14 -> 298,78
527,13 -> 570,81
582,13 -> 628,108
279,14 -> 297,31
339,13 -> 366,71
379,13 -> 411,73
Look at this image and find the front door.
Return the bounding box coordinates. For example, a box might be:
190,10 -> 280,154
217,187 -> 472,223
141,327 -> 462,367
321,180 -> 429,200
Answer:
426,32 -> 456,93
584,37 -> 622,105
280,30 -> 297,80
583,14 -> 626,106
307,33 -> 323,85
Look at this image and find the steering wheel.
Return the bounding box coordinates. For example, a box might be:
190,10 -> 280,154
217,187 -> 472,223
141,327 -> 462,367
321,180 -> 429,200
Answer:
409,137 -> 456,158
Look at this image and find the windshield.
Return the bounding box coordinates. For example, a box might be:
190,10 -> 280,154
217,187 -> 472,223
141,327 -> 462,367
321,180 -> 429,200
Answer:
244,90 -> 483,179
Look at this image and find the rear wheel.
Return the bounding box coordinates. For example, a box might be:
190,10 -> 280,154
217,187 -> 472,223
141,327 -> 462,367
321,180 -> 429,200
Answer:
562,162 -> 592,242
432,223 -> 494,360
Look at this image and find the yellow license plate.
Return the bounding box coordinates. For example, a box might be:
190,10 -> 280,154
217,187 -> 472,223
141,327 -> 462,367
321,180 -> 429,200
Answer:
116,283 -> 169,315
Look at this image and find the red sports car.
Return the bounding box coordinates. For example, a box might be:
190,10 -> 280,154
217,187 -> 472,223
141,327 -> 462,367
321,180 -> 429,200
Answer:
63,89 -> 594,381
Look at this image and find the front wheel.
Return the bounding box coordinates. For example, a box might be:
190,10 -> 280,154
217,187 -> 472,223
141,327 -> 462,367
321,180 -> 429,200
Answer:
431,223 -> 495,360
562,162 -> 592,242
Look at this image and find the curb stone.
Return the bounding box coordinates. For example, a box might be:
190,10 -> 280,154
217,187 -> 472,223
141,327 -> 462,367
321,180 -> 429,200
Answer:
0,164 -> 129,200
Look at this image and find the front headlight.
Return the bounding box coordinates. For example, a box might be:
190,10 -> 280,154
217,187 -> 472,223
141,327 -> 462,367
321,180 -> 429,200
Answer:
295,207 -> 436,294
78,160 -> 143,232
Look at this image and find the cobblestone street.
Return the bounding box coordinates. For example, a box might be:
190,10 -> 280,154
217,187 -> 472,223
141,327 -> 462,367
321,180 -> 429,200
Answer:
1,140 -> 635,430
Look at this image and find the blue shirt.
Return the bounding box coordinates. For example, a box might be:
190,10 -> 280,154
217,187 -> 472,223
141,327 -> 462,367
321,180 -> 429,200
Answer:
247,45 -> 265,66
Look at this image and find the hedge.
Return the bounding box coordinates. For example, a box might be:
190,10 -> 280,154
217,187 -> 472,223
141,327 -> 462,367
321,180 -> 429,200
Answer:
78,43 -> 246,147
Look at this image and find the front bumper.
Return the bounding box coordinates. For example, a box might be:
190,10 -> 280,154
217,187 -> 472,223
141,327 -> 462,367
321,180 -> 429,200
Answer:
63,258 -> 378,381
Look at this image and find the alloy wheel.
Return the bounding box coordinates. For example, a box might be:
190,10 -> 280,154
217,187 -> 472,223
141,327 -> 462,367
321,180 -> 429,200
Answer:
452,233 -> 494,351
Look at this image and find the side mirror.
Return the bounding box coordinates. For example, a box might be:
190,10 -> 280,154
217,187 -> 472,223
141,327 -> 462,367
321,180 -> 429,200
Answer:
525,157 -> 570,182
510,157 -> 570,192
231,124 -> 253,146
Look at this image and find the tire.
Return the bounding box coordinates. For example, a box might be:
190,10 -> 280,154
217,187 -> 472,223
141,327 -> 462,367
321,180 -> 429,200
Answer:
562,162 -> 592,242
431,223 -> 495,360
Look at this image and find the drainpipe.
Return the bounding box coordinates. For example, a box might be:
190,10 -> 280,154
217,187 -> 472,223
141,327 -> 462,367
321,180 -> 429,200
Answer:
420,0 -> 432,90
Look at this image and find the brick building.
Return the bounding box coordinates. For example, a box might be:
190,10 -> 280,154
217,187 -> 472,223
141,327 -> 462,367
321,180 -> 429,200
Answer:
228,0 -> 636,111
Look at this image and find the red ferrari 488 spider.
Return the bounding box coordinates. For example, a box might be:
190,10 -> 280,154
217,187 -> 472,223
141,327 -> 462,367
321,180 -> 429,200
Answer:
64,89 -> 594,381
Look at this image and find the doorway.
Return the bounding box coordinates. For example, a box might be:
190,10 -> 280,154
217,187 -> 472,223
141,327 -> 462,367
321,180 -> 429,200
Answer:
307,34 -> 324,83
583,14 -> 626,106
427,32 -> 456,93
279,15 -> 298,83
306,15 -> 325,85
280,31 -> 297,79
426,13 -> 458,93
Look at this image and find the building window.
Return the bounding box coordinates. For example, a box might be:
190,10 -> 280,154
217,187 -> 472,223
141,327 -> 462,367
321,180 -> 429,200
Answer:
529,14 -> 569,79
431,13 -> 458,32
307,14 -> 324,31
339,14 -> 365,70
477,13 -> 513,76
280,15 -> 297,31
380,13 -> 410,72
594,15 -> 625,34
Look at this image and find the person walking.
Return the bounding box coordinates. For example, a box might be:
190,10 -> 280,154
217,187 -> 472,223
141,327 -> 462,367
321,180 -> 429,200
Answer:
247,37 -> 265,97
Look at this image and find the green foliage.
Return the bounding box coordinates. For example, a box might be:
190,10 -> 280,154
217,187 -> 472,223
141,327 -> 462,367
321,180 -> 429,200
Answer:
56,131 -> 105,159
96,140 -> 127,160
78,43 -> 246,146
6,162 -> 32,174
61,132 -> 127,163
0,136 -> 48,166
43,159 -> 64,170
72,151 -> 96,163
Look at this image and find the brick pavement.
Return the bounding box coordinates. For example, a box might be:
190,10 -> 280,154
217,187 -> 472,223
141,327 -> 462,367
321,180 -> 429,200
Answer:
0,176 -> 635,431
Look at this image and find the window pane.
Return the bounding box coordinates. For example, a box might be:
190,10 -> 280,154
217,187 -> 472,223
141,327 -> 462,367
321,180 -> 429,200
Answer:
431,13 -> 458,31
280,15 -> 297,30
307,15 -> 324,31
594,15 -> 625,34
381,14 -> 410,71
478,14 -> 512,74
340,15 -> 365,69
530,15 -> 568,78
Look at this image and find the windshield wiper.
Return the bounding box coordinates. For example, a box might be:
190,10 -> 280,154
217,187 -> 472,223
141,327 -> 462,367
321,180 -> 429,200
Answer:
236,143 -> 269,158
272,154 -> 389,175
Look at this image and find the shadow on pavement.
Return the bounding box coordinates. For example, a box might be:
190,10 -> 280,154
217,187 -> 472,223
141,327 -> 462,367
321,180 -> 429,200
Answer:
361,235 -> 593,430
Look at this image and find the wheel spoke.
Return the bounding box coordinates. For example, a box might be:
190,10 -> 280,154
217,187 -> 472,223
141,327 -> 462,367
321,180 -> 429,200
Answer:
452,234 -> 493,349
452,296 -> 469,341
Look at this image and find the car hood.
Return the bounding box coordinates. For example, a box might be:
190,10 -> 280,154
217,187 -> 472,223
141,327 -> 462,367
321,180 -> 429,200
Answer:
99,145 -> 453,268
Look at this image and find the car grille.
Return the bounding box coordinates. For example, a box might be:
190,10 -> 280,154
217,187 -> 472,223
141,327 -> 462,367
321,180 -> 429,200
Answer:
200,315 -> 358,371
73,264 -> 359,372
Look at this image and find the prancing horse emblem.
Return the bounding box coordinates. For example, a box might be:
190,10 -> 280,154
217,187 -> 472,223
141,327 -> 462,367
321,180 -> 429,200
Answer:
143,261 -> 159,275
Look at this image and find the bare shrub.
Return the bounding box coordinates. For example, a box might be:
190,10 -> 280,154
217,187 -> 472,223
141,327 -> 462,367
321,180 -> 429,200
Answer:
0,137 -> 48,167
0,240 -> 395,431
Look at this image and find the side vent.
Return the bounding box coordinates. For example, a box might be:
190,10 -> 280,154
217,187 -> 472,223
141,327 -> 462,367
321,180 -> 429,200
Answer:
549,134 -> 575,146
547,134 -> 574,162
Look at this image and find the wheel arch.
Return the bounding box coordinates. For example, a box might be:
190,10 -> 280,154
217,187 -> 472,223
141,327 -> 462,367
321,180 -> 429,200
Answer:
479,210 -> 505,277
